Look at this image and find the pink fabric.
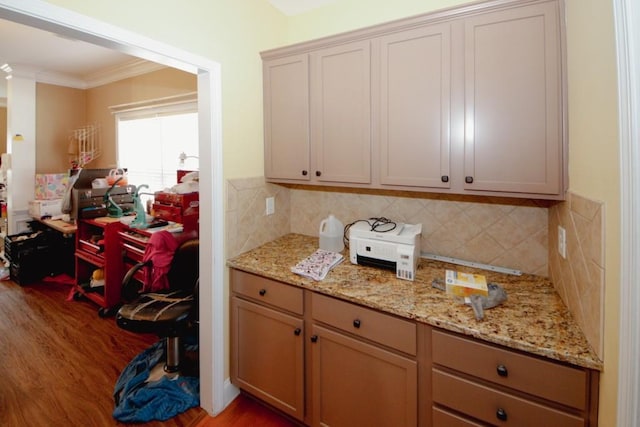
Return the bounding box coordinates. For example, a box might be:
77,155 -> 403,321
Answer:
142,231 -> 179,292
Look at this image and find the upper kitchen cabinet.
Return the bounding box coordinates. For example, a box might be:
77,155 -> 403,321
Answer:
261,0 -> 566,200
376,23 -> 452,189
263,54 -> 310,181
310,41 -> 371,184
462,1 -> 564,196
263,41 -> 371,185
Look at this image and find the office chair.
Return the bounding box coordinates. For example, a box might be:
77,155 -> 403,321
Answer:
116,238 -> 199,377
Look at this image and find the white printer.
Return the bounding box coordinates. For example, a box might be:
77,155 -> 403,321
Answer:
349,221 -> 422,281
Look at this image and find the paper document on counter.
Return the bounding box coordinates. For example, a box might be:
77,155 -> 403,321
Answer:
292,249 -> 344,281
445,269 -> 489,302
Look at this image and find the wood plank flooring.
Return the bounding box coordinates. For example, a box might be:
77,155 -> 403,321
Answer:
0,277 -> 204,427
193,393 -> 299,427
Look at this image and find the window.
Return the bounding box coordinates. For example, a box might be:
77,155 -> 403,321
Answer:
115,99 -> 198,200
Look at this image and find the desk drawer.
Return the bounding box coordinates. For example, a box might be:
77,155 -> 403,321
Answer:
433,369 -> 584,427
122,242 -> 145,263
432,330 -> 587,410
312,293 -> 416,355
231,269 -> 303,315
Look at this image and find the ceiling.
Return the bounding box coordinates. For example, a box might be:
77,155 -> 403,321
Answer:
0,18 -> 165,96
0,0 -> 336,97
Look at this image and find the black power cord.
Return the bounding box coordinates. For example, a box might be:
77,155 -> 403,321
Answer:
343,217 -> 398,249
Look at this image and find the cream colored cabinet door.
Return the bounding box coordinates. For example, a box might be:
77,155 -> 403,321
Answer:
263,54 -> 310,181
231,297 -> 305,421
463,1 -> 563,195
310,41 -> 371,184
377,23 -> 452,189
310,324 -> 417,427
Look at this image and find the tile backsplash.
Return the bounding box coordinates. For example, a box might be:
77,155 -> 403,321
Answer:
549,191 -> 605,359
226,178 -> 549,276
289,188 -> 550,276
226,177 -> 291,258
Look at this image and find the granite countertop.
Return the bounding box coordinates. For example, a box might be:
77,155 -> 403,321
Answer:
227,233 -> 603,371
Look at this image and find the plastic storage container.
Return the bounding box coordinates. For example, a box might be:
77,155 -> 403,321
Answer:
319,214 -> 344,253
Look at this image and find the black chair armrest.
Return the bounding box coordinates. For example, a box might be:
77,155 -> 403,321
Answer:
121,261 -> 151,302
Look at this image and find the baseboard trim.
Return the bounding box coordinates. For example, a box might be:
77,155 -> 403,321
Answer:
222,379 -> 240,411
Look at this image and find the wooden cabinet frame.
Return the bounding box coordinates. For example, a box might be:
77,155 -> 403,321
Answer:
230,267 -> 599,426
261,0 -> 567,200
231,296 -> 305,421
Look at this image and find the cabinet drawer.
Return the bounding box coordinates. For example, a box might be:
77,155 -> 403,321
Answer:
432,330 -> 587,410
433,369 -> 584,427
231,269 -> 303,315
312,293 -> 416,355
432,406 -> 484,427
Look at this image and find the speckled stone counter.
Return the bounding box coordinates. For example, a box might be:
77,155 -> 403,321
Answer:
227,233 -> 602,371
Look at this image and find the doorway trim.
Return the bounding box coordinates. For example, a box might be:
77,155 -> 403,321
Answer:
614,0 -> 640,425
0,0 -> 226,415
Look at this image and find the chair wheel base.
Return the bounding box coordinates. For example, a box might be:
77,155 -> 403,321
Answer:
148,360 -> 179,382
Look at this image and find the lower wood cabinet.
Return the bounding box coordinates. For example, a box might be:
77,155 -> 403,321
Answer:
229,269 -> 599,427
310,292 -> 418,427
230,269 -> 418,426
230,270 -> 305,421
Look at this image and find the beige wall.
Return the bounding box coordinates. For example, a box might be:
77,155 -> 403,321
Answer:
33,69 -> 196,173
0,106 -> 6,156
36,83 -> 86,173
285,0 -> 469,43
86,67 -> 197,168
564,1 -> 620,425
42,1 -> 622,425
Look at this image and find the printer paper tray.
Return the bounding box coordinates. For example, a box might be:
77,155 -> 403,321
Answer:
356,254 -> 396,272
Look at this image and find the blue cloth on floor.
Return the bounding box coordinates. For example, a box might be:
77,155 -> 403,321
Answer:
113,340 -> 200,423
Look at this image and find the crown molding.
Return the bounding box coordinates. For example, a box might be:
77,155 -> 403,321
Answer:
34,58 -> 166,89
83,58 -> 166,88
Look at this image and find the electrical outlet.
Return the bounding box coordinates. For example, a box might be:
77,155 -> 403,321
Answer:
558,225 -> 566,259
265,197 -> 275,215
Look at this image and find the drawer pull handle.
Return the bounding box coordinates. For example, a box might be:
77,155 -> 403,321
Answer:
259,289 -> 266,296
310,335 -> 318,343
441,175 -> 449,183
465,176 -> 474,184
496,364 -> 508,377
294,328 -> 301,336
315,171 -> 322,177
302,170 -> 308,176
496,408 -> 507,421
353,319 -> 361,328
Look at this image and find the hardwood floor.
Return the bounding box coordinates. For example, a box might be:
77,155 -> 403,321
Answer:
0,276 -> 204,427
193,393 -> 299,427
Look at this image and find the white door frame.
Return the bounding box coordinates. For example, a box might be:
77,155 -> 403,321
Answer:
0,0 -> 227,416
614,0 -> 640,425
